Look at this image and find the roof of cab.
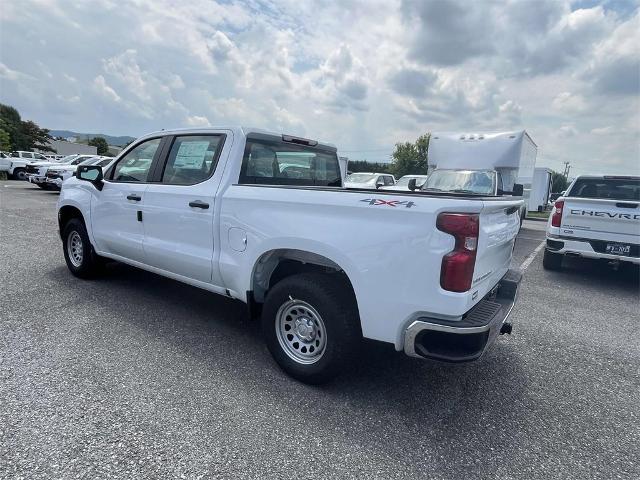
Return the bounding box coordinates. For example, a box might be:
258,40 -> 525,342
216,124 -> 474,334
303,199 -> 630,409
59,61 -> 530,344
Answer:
136,126 -> 337,150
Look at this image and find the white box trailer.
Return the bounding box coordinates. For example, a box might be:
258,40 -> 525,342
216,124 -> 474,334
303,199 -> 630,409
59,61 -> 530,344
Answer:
428,130 -> 537,213
529,167 -> 553,212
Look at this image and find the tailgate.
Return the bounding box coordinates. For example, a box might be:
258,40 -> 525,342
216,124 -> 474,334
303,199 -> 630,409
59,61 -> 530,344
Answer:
561,198 -> 640,241
472,200 -> 521,295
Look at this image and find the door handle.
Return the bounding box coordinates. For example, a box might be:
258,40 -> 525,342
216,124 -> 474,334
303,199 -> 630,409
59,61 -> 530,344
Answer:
127,194 -> 141,201
189,200 -> 209,209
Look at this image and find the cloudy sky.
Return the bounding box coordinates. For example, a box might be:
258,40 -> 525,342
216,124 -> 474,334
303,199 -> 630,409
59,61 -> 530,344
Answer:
1,0 -> 638,175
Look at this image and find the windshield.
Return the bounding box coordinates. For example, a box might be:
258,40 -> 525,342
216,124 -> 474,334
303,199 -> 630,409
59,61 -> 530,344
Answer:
422,170 -> 496,195
97,158 -> 113,167
396,176 -> 427,188
78,157 -> 99,166
346,173 -> 377,183
57,155 -> 80,164
568,177 -> 640,201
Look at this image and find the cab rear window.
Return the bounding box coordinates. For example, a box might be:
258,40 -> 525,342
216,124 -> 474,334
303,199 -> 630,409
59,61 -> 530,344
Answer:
239,135 -> 341,187
568,178 -> 640,201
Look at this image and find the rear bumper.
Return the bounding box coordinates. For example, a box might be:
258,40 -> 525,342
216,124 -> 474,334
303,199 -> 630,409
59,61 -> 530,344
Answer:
403,269 -> 522,362
546,235 -> 640,264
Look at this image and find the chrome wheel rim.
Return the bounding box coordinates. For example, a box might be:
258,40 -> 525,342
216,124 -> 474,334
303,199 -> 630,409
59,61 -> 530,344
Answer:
67,231 -> 83,267
276,299 -> 327,364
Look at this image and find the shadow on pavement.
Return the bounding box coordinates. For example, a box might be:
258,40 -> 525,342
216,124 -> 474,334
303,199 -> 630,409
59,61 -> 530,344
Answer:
44,258 -> 530,465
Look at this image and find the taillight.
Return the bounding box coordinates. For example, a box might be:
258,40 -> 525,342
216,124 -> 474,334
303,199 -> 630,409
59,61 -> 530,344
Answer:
551,200 -> 564,227
436,213 -> 479,293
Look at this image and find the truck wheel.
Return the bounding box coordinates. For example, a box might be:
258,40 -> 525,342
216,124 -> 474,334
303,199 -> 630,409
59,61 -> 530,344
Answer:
261,272 -> 361,384
543,249 -> 563,271
62,218 -> 104,278
12,168 -> 27,181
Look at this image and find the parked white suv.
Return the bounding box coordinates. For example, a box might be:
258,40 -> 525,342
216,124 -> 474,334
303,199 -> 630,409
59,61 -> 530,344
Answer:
544,175 -> 640,270
344,172 -> 396,189
58,127 -> 523,383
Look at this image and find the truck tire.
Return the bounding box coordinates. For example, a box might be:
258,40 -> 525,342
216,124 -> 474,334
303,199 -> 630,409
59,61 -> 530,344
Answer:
62,218 -> 104,278
12,168 -> 27,181
543,249 -> 563,271
261,272 -> 361,384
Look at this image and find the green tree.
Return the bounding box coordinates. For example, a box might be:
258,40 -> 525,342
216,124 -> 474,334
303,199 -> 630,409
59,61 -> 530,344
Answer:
88,136 -> 109,155
18,120 -> 55,152
0,127 -> 11,151
414,133 -> 430,173
347,160 -> 392,174
0,104 -> 22,147
0,103 -> 54,152
551,170 -> 568,193
390,132 -> 431,178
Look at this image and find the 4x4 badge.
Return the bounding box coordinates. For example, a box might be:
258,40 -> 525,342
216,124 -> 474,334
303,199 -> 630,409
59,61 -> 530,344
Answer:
360,199 -> 416,208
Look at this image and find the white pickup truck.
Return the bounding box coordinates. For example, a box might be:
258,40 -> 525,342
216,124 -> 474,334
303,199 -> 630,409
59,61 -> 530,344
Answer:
57,127 -> 523,383
544,175 -> 640,269
7,150 -> 52,180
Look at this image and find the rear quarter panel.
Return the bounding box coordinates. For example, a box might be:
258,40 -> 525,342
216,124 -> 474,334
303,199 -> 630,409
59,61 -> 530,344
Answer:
219,186 -> 519,347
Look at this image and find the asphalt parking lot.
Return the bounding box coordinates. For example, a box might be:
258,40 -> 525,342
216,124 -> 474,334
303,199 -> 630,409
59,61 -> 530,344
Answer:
1,180 -> 639,479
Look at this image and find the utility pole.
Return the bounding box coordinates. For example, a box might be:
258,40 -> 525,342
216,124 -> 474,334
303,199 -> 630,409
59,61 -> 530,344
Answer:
563,161 -> 571,178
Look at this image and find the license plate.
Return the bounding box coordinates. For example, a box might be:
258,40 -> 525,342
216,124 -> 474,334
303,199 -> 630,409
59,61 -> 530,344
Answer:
606,243 -> 630,255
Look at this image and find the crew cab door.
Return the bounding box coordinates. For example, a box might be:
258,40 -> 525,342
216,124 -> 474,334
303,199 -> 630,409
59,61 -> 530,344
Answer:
91,137 -> 163,261
141,133 -> 230,285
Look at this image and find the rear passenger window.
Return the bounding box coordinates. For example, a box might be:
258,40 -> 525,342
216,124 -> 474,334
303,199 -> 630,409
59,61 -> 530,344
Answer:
161,135 -> 223,185
239,136 -> 341,187
111,138 -> 161,182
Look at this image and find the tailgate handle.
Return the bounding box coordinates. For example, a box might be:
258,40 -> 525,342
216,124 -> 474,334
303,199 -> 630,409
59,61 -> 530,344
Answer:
616,202 -> 638,209
506,206 -> 518,215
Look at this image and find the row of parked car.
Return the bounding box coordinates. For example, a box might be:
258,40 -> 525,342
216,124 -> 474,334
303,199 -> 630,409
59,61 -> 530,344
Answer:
0,151 -> 114,190
344,173 -> 429,191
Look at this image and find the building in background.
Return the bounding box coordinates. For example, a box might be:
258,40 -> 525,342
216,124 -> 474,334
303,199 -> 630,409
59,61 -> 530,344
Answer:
37,140 -> 97,156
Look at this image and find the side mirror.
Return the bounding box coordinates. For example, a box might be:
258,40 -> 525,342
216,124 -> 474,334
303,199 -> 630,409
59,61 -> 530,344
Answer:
77,165 -> 104,191
512,183 -> 524,196
375,180 -> 384,189
408,178 -> 417,191
497,188 -> 504,196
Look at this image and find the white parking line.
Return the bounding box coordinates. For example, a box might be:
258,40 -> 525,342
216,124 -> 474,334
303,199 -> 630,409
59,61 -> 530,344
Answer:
520,240 -> 546,270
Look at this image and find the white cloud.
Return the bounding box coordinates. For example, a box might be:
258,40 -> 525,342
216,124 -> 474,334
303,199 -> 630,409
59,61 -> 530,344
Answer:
558,124 -> 579,138
552,92 -> 587,112
92,75 -> 121,103
591,126 -> 615,135
186,115 -> 211,127
0,62 -> 34,81
0,0 -> 638,175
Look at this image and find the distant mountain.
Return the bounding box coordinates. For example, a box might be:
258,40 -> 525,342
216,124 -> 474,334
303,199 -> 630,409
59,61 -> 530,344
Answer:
49,130 -> 136,147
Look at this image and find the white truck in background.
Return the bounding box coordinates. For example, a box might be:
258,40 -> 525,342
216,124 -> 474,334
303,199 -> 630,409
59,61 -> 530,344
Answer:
544,175 -> 640,270
426,131 -> 537,219
57,126 -> 523,384
530,167 -> 553,212
7,150 -> 53,180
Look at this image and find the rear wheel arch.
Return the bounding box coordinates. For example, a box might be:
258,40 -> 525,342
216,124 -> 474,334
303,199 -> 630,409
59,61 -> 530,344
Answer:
249,248 -> 359,316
